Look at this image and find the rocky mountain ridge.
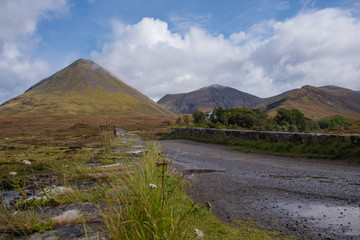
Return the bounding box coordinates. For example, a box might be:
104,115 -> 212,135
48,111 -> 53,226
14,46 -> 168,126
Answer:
157,84 -> 360,118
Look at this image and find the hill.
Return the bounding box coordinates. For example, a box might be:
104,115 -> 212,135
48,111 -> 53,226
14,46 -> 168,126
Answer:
157,84 -> 267,114
266,85 -> 360,118
158,84 -> 360,119
0,59 -> 171,115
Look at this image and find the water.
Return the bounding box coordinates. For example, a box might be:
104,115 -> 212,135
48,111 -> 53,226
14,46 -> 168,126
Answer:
278,201 -> 360,236
0,190 -> 22,206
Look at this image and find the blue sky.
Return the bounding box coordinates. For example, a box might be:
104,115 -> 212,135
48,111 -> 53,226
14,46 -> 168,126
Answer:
1,0 -> 360,103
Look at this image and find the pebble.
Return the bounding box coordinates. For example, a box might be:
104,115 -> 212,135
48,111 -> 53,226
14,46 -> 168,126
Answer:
52,209 -> 81,223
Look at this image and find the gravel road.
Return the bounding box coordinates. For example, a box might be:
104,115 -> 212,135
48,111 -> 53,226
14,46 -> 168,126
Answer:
160,139 -> 360,240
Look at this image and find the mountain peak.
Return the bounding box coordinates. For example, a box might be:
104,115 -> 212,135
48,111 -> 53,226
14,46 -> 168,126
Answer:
1,59 -> 171,115
25,58 -> 122,94
70,59 -> 101,70
74,58 -> 94,64
158,84 -> 264,114
206,84 -> 226,89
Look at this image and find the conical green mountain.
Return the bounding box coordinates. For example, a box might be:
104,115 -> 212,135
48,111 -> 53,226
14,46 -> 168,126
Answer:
0,59 -> 171,115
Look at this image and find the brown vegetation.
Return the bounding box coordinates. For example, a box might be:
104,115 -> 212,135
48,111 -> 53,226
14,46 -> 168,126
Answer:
158,84 -> 360,119
0,113 -> 178,144
266,85 -> 360,119
0,59 -> 171,116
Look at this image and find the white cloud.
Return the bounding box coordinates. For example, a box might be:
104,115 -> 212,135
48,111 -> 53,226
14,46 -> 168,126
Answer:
0,0 -> 68,103
93,8 -> 360,100
252,8 -> 360,92
92,18 -> 256,100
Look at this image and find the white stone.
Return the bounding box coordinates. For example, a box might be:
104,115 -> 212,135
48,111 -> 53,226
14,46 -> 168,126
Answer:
101,163 -> 122,168
44,186 -> 74,195
52,209 -> 81,223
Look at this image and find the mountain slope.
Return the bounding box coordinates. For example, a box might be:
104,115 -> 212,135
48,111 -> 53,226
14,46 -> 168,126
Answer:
265,85 -> 360,118
158,83 -> 360,118
0,59 -> 171,115
157,84 -> 266,114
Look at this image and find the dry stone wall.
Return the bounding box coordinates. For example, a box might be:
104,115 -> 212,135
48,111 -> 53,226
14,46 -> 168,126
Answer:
165,128 -> 360,146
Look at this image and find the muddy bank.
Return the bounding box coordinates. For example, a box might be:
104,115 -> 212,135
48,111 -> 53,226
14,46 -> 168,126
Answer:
160,139 -> 360,240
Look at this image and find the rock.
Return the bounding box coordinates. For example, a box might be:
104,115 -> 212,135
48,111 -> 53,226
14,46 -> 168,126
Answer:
86,157 -> 100,164
52,209 -> 81,223
28,231 -> 57,240
46,186 -> 74,195
100,163 -> 122,168
26,195 -> 48,201
124,149 -> 143,156
55,227 -> 84,238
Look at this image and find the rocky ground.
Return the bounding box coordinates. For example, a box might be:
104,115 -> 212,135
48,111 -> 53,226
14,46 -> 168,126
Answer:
160,139 -> 360,240
1,129 -> 145,240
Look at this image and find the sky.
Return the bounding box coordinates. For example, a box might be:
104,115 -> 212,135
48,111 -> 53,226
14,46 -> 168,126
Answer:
1,0 -> 360,104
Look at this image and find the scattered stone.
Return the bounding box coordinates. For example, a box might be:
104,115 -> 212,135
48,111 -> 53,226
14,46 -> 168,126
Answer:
55,227 -> 84,238
86,157 -> 101,167
26,195 -> 48,202
124,149 -> 143,156
3,129 -> 144,239
100,163 -> 122,168
46,186 -> 74,195
52,209 -> 81,223
28,231 -> 57,240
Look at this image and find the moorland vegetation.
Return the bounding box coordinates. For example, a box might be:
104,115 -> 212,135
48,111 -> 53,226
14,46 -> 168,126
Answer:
0,127 -> 287,239
190,107 -> 352,132
166,108 -> 360,160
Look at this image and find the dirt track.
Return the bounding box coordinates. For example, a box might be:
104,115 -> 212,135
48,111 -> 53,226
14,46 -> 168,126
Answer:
160,139 -> 360,240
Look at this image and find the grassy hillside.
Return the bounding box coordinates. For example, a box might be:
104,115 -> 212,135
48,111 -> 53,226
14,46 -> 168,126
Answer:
0,59 -> 171,116
0,90 -> 169,115
266,85 -> 360,119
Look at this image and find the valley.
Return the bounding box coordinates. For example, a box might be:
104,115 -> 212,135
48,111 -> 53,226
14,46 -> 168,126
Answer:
0,58 -> 359,239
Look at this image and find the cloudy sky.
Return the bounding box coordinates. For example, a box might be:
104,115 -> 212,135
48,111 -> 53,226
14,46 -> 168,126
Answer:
1,0 -> 360,103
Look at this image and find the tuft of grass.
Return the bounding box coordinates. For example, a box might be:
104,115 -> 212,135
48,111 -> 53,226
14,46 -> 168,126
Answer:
98,142 -> 195,239
0,206 -> 53,235
98,142 -> 287,240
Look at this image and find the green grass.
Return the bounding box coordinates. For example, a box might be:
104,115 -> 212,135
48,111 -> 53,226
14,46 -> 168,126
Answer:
166,135 -> 360,159
98,142 -> 287,239
0,138 -> 93,187
0,136 -> 290,239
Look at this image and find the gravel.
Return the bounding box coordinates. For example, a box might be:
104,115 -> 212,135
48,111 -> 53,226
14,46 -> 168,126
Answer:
160,139 -> 360,240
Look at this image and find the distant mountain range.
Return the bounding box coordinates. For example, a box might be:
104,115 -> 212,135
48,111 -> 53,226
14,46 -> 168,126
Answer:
157,84 -> 360,118
157,84 -> 265,113
0,59 -> 171,115
266,85 -> 360,118
1,59 -> 359,120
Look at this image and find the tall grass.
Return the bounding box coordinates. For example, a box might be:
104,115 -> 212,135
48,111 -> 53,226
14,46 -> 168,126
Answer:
1,134 -> 288,239
99,142 -> 197,240
0,206 -> 53,235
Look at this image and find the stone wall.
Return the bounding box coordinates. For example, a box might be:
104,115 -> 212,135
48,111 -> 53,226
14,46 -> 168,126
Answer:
165,128 -> 360,146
